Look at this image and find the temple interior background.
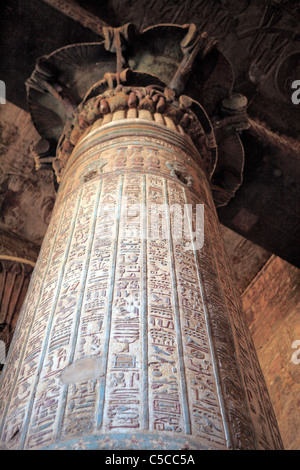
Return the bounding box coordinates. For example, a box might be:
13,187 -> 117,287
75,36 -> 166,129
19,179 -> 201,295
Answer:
0,0 -> 299,449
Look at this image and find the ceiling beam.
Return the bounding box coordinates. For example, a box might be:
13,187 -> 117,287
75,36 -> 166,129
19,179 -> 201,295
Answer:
249,118 -> 300,159
41,0 -> 108,36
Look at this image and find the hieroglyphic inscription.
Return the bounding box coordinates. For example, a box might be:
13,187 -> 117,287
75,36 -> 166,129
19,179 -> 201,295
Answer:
147,175 -> 185,435
0,189 -> 78,448
0,121 -> 283,450
56,122 -> 206,204
167,180 -> 225,446
186,184 -> 277,449
202,194 -> 283,449
103,175 -> 143,432
60,175 -> 121,439
188,189 -> 257,450
21,181 -> 99,449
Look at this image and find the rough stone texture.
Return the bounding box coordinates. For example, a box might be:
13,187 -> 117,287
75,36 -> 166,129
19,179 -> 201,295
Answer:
0,118 -> 282,450
242,255 -> 300,450
0,229 -> 40,265
0,102 -> 56,246
220,225 -> 271,294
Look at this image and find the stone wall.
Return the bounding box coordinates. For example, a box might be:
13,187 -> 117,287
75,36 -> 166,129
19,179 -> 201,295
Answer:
242,255 -> 300,450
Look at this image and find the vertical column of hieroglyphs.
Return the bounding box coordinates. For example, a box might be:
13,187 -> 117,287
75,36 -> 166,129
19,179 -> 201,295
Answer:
103,169 -> 144,433
0,204 -> 62,434
0,186 -> 78,449
59,174 -> 122,439
203,196 -> 283,449
24,178 -> 104,448
186,188 -> 256,450
166,178 -> 227,448
146,173 -> 187,437
18,179 -> 100,449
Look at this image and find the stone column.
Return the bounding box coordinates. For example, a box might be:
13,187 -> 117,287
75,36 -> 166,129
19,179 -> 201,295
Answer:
0,92 -> 283,449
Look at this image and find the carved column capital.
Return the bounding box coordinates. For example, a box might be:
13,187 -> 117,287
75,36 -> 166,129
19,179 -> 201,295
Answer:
26,23 -> 245,207
54,80 -> 216,182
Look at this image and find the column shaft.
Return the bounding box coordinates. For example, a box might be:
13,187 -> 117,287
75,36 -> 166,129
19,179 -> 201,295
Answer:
0,119 -> 282,450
